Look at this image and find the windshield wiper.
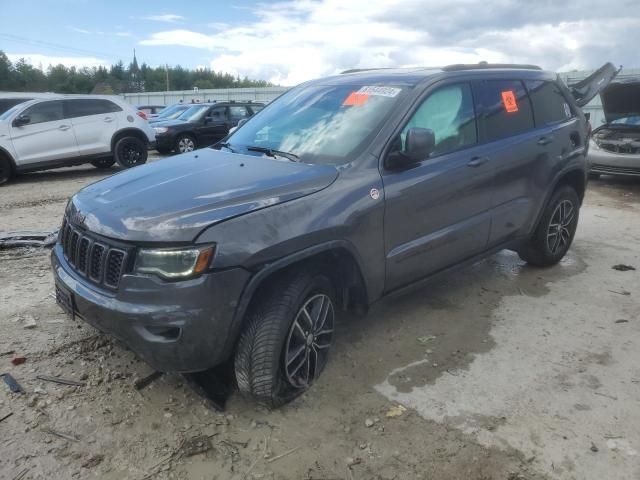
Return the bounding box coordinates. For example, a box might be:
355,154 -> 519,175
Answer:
246,146 -> 300,162
216,142 -> 236,153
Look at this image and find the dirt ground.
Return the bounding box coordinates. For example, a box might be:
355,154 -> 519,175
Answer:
1,156 -> 639,480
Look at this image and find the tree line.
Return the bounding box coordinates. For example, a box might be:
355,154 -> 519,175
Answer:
0,50 -> 273,94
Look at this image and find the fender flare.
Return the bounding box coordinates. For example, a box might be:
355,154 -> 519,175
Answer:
221,240 -> 369,359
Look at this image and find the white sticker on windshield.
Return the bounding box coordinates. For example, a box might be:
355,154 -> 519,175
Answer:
357,86 -> 401,98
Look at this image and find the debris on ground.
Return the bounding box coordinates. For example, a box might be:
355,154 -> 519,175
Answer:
1,373 -> 25,393
12,468 -> 29,480
385,404 -> 407,418
21,315 -> 38,329
1,350 -> 16,357
608,289 -> 631,296
0,230 -> 59,249
133,371 -> 163,391
44,428 -> 80,442
591,442 -> 599,452
11,356 -> 26,366
36,374 -> 85,387
615,319 -> 630,324
612,264 -> 636,271
0,412 -> 13,423
266,446 -> 301,464
180,435 -> 213,457
417,335 -> 437,345
82,454 -> 105,469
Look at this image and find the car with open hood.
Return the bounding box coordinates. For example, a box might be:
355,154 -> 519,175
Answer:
587,76 -> 640,177
51,62 -> 615,407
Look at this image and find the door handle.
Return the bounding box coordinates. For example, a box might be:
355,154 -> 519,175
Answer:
537,135 -> 554,146
467,156 -> 489,167
103,117 -> 114,123
58,125 -> 71,131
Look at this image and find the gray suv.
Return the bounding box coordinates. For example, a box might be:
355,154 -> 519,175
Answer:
52,63 -> 616,407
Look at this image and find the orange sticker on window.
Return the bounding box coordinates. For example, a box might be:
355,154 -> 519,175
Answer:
501,90 -> 518,113
343,92 -> 369,106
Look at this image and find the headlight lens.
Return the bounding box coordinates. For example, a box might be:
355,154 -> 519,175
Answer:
154,127 -> 168,134
134,245 -> 215,280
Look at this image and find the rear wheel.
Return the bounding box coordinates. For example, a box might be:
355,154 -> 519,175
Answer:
234,270 -> 336,408
518,186 -> 580,267
114,137 -> 147,168
175,134 -> 197,154
90,157 -> 116,169
0,156 -> 13,186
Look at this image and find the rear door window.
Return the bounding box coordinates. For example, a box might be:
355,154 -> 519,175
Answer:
525,80 -> 573,126
229,105 -> 251,121
474,80 -> 534,142
65,99 -> 122,118
22,100 -> 64,124
400,83 -> 477,157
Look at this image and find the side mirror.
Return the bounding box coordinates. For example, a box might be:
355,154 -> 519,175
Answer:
13,114 -> 31,127
237,118 -> 248,129
386,128 -> 435,169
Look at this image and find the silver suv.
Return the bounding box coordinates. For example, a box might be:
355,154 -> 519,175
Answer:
0,95 -> 155,184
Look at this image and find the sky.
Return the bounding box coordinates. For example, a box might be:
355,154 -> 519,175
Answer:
1,0 -> 639,86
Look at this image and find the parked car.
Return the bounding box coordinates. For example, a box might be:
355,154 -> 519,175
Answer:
148,103 -> 190,124
51,63 -> 615,407
152,101 -> 263,154
587,77 -> 640,177
0,95 -> 155,184
137,104 -> 166,118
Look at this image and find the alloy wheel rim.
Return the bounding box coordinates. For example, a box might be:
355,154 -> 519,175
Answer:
547,199 -> 575,254
123,144 -> 142,166
179,137 -> 195,152
284,293 -> 334,388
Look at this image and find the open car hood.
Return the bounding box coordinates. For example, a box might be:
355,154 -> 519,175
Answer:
600,78 -> 640,125
569,62 -> 619,108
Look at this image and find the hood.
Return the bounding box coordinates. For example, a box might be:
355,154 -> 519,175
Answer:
69,149 -> 339,243
149,118 -> 188,128
601,79 -> 640,125
569,62 -> 619,108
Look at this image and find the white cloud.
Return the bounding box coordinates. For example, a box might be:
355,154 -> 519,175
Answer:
6,53 -> 108,70
138,0 -> 640,85
144,14 -> 185,23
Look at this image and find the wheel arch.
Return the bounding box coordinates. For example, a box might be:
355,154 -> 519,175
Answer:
222,241 -> 370,359
0,146 -> 17,169
110,128 -> 149,152
530,167 -> 586,234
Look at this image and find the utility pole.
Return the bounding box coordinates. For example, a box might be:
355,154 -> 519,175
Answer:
166,64 -> 170,91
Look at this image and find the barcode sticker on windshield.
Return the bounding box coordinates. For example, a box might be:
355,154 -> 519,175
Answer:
357,86 -> 401,98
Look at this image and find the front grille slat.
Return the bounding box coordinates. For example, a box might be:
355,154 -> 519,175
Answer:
59,216 -> 129,290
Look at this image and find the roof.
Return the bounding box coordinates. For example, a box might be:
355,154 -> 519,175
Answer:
326,63 -> 550,87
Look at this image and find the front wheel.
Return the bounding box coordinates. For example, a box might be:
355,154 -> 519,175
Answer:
518,186 -> 580,267
175,134 -> 197,154
234,271 -> 336,408
0,156 -> 13,186
114,137 -> 147,168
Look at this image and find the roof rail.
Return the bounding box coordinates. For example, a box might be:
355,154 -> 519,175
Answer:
443,63 -> 542,71
340,68 -> 397,74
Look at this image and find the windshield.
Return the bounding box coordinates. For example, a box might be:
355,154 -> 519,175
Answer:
0,102 -> 26,121
612,115 -> 640,125
177,105 -> 210,122
225,83 -> 407,164
158,104 -> 188,119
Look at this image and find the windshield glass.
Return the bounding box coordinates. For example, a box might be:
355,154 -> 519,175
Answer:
158,104 -> 187,119
177,105 -> 210,122
226,83 -> 407,164
612,115 -> 640,125
0,103 -> 26,121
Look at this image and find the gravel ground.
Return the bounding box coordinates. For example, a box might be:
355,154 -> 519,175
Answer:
1,155 -> 639,480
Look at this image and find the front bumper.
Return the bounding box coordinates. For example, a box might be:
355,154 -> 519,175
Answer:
154,133 -> 175,150
588,143 -> 640,177
51,244 -> 249,372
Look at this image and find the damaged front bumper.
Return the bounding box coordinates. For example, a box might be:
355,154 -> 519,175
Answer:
50,244 -> 249,372
588,140 -> 640,177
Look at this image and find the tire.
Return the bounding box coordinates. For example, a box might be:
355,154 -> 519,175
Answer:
90,157 -> 116,169
234,270 -> 336,408
175,134 -> 197,154
0,156 -> 13,186
114,137 -> 147,168
518,185 -> 580,267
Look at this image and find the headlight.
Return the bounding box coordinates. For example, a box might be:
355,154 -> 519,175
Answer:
154,127 -> 168,134
134,245 -> 215,280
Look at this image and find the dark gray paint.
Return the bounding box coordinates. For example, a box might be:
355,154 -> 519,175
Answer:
53,65 -> 601,372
